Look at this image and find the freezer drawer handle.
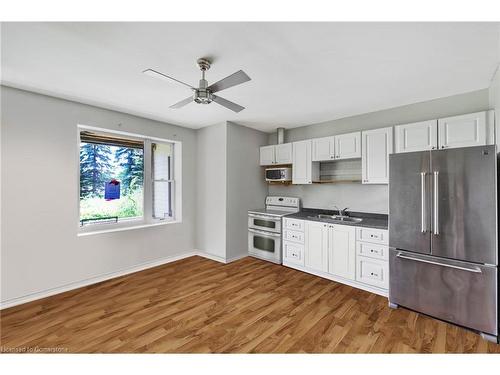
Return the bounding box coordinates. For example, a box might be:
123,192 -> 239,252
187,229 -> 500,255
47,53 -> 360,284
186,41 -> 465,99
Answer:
420,172 -> 426,233
433,171 -> 439,235
396,253 -> 482,273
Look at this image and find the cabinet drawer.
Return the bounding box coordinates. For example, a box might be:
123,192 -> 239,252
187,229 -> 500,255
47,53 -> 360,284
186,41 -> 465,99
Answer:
356,227 -> 388,244
283,229 -> 304,244
283,241 -> 305,266
283,218 -> 304,232
357,241 -> 389,261
356,256 -> 389,289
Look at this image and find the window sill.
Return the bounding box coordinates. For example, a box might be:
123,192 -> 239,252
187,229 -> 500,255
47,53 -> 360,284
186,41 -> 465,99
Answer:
77,220 -> 180,237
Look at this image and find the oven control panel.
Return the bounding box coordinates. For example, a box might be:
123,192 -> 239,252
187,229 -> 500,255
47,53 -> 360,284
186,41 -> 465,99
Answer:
266,196 -> 300,208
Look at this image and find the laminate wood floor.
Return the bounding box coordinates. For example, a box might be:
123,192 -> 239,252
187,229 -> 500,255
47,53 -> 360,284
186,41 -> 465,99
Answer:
1,256 -> 499,353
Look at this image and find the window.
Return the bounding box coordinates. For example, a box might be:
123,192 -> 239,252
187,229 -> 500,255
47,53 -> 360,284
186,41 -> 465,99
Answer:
78,126 -> 179,232
152,142 -> 173,219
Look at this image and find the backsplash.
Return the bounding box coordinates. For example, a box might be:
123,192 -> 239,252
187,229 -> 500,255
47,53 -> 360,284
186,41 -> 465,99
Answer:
268,183 -> 388,214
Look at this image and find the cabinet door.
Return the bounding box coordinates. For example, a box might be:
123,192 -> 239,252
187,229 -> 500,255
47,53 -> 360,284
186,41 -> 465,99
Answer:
275,143 -> 292,164
260,145 -> 275,166
305,221 -> 329,273
438,111 -> 487,149
362,127 -> 393,184
335,132 -> 361,159
283,241 -> 305,267
328,224 -> 356,280
312,136 -> 335,161
395,120 -> 437,153
292,140 -> 313,184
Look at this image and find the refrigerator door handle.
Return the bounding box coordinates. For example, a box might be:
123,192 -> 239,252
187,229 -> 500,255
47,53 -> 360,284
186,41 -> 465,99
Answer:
420,172 -> 426,233
396,252 -> 482,273
433,171 -> 439,235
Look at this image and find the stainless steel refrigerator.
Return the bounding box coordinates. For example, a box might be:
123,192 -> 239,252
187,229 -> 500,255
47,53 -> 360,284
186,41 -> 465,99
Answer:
389,145 -> 498,343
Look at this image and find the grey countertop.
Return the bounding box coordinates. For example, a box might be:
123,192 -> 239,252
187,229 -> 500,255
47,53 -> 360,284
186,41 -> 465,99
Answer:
285,208 -> 388,230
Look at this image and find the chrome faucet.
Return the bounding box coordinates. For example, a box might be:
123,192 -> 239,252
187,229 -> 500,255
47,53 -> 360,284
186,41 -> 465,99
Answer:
333,205 -> 350,217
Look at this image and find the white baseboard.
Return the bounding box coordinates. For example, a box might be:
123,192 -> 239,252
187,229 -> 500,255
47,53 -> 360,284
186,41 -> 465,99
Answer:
194,250 -> 227,263
0,251 -> 197,310
225,253 -> 249,263
1,250 -> 250,310
282,261 -> 388,298
194,250 -> 249,264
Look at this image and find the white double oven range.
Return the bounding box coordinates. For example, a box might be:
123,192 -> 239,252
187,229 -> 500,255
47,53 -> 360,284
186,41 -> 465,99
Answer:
248,196 -> 301,264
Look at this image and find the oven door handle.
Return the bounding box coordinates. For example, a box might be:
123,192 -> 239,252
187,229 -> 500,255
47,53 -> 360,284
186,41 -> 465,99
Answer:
248,213 -> 281,220
248,228 -> 282,238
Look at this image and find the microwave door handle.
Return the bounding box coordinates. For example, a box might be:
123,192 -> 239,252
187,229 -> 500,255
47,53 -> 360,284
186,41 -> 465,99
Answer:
248,228 -> 281,237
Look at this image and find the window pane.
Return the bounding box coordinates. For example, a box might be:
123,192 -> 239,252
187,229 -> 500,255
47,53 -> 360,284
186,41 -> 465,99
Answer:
153,181 -> 171,219
79,138 -> 144,225
152,142 -> 173,219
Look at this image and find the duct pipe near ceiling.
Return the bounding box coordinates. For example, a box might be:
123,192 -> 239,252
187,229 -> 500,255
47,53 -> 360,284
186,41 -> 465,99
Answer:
277,128 -> 285,144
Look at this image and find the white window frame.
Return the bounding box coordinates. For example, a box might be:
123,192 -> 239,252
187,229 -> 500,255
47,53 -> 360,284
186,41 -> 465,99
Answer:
77,125 -> 182,236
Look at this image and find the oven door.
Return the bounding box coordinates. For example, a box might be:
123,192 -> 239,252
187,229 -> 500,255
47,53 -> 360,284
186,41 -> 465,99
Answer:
248,213 -> 281,233
248,228 -> 282,264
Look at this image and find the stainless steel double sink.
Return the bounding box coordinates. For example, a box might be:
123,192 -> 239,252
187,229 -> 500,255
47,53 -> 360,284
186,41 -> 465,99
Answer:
306,213 -> 363,223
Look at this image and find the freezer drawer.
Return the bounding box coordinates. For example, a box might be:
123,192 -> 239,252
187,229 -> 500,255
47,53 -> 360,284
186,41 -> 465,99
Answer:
389,249 -> 498,336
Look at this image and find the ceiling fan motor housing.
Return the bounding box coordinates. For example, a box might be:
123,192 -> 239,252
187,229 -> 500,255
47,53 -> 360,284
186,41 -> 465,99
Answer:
193,88 -> 213,104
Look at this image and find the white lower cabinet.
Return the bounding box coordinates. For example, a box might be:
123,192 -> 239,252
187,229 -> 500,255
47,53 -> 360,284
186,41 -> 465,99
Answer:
356,255 -> 389,289
305,221 -> 329,273
328,224 -> 356,280
283,218 -> 389,296
283,241 -> 305,266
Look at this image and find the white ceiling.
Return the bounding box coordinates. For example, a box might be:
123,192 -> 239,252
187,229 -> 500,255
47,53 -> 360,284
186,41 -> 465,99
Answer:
2,22 -> 499,132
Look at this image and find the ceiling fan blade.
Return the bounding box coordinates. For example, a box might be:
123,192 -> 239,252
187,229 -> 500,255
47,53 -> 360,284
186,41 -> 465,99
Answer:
207,70 -> 251,93
212,95 -> 245,113
143,69 -> 194,89
170,96 -> 193,109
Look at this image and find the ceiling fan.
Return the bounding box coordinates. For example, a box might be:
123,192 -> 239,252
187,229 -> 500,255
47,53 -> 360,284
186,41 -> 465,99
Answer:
143,58 -> 251,113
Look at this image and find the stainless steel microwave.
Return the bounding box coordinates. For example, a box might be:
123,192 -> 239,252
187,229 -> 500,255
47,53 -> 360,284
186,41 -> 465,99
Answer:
265,167 -> 292,182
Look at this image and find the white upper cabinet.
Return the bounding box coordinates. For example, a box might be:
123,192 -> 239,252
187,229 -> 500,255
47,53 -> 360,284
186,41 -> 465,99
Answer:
259,145 -> 275,166
275,143 -> 293,164
395,120 -> 438,153
328,224 -> 356,280
312,132 -> 361,161
335,132 -> 361,159
362,127 -> 393,184
292,140 -> 315,184
259,143 -> 292,166
312,136 -> 335,161
305,221 -> 329,273
438,111 -> 487,150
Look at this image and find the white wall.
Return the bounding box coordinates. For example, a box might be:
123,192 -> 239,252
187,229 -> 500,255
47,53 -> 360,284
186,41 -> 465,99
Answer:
269,89 -> 491,213
196,121 -> 267,261
226,122 -> 268,260
1,86 -> 197,305
195,122 -> 227,259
